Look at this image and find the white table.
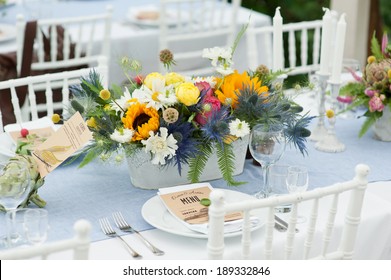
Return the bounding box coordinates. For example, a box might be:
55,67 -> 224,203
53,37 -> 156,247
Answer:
0,0 -> 272,85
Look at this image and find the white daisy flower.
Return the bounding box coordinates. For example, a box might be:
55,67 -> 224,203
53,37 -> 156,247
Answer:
229,119 -> 250,138
132,79 -> 174,110
110,128 -> 134,143
141,127 -> 178,165
111,87 -> 133,114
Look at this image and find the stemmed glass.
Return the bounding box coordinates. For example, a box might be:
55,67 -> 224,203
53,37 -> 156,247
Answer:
249,124 -> 286,199
286,166 -> 309,223
0,161 -> 32,248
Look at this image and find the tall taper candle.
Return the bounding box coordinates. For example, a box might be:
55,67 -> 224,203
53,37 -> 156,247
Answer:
272,7 -> 283,72
319,8 -> 332,74
330,14 -> 346,83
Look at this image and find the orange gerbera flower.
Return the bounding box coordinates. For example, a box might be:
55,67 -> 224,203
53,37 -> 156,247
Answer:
122,102 -> 159,141
215,70 -> 268,108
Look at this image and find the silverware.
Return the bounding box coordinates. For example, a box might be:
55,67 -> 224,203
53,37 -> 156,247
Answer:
99,217 -> 142,259
274,215 -> 299,233
274,222 -> 287,232
112,211 -> 164,256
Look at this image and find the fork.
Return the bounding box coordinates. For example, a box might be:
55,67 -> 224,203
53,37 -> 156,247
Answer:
99,217 -> 142,259
112,211 -> 165,256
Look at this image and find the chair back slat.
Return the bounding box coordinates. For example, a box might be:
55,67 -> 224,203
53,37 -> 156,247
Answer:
321,193 -> 339,256
208,164 -> 370,260
27,82 -> 38,121
284,202 -> 298,259
241,210 -> 252,259
303,198 -> 319,259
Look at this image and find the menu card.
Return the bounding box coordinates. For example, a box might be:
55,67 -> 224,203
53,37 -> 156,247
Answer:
32,112 -> 92,177
158,183 -> 252,235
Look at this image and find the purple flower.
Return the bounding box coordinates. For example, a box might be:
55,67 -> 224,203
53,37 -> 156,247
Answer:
364,88 -> 377,97
368,96 -> 385,112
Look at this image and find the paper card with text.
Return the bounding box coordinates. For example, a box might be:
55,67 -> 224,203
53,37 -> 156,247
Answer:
32,112 -> 92,177
158,183 -> 242,225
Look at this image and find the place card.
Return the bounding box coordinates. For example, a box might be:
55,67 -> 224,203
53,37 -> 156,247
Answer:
32,112 -> 92,177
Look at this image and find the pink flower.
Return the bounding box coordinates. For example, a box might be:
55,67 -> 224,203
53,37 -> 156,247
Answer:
345,67 -> 362,82
368,96 -> 385,112
337,95 -> 353,104
195,96 -> 221,125
382,33 -> 389,58
364,88 -> 377,97
195,81 -> 213,98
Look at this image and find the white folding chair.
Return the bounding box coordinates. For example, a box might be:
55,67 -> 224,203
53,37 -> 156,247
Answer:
158,0 -> 241,76
0,62 -> 108,131
246,19 -> 322,76
15,5 -> 112,76
207,164 -> 370,259
0,219 -> 91,260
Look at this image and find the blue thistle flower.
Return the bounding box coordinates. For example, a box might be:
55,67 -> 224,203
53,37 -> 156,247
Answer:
164,119 -> 200,175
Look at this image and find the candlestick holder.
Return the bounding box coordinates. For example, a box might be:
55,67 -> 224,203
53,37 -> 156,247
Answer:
309,71 -> 329,141
315,81 -> 345,153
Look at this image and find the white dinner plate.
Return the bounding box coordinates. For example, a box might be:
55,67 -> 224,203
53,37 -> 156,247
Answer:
126,6 -> 190,28
141,189 -> 266,239
0,23 -> 16,43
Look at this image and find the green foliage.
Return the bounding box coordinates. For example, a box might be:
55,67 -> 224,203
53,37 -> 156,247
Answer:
187,143 -> 213,183
371,33 -> 383,60
216,143 -> 246,186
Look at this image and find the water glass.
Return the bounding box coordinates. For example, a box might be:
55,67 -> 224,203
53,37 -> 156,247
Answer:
24,209 -> 49,245
286,166 -> 309,223
5,208 -> 49,247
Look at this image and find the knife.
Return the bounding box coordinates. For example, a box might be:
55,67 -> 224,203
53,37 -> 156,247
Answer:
274,215 -> 299,233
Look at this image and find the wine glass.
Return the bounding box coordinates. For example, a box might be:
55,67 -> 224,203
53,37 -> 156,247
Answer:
249,124 -> 286,199
286,165 -> 309,223
0,161 -> 32,248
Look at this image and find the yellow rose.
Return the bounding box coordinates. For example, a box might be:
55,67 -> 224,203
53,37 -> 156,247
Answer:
144,72 -> 165,90
165,72 -> 185,86
175,82 -> 200,106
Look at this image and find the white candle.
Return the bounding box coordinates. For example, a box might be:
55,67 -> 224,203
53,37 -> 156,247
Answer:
330,13 -> 346,83
272,6 -> 283,72
319,8 -> 332,75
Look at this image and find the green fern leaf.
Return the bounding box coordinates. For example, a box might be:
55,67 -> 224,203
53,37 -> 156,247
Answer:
371,33 -> 383,59
187,143 -> 213,183
216,143 -> 246,186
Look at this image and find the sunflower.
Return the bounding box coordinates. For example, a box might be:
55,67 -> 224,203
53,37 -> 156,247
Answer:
122,102 -> 160,141
215,70 -> 268,108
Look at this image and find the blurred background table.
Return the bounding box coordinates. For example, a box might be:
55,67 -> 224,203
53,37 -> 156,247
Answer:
0,0 -> 271,85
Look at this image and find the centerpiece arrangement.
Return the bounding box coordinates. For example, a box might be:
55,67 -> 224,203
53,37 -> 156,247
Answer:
65,31 -> 313,189
340,33 -> 391,141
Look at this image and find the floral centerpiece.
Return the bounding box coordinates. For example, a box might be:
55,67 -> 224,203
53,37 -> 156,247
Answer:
340,33 -> 391,139
65,31 -> 313,187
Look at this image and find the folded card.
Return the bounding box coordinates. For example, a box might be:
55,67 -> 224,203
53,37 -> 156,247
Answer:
158,183 -> 260,234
